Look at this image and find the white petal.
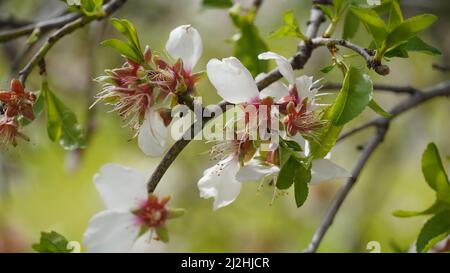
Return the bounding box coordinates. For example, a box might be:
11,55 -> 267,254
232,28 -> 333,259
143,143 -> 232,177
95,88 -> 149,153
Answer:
138,109 -> 168,157
310,159 -> 351,185
258,52 -> 294,84
206,57 -> 259,104
197,156 -> 242,210
296,75 -> 315,101
236,160 -> 279,182
83,210 -> 140,253
256,73 -> 289,101
166,25 -> 203,71
94,164 -> 148,210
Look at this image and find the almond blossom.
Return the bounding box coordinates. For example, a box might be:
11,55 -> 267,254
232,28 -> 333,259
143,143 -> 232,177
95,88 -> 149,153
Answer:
198,57 -> 281,210
83,164 -> 184,252
199,53 -> 349,210
0,117 -> 29,147
95,25 -> 203,157
236,135 -> 351,188
0,79 -> 36,121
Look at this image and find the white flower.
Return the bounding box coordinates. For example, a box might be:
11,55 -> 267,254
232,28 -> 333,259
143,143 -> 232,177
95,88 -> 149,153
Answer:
206,57 -> 260,104
256,73 -> 289,101
258,52 -> 294,84
138,25 -> 203,157
138,109 -> 168,157
166,25 -> 203,72
258,51 -> 322,110
198,156 -> 242,210
237,135 -> 351,187
83,164 -> 181,252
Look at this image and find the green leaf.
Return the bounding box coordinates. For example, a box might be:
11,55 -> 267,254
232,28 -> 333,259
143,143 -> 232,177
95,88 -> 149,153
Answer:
371,0 -> 404,30
393,201 -> 450,218
101,39 -> 140,63
368,99 -> 392,118
155,226 -> 170,243
110,18 -> 141,51
342,10 -> 360,40
276,157 -> 298,190
80,0 -> 104,17
328,66 -> 373,126
202,0 -> 233,8
422,143 -> 450,202
416,210 -> 450,253
318,4 -> 334,20
320,64 -> 336,74
167,208 -> 186,219
278,139 -> 293,167
385,36 -> 441,58
270,10 -> 305,40
333,0 -> 347,16
310,123 -> 343,159
403,36 -> 441,55
281,138 -> 303,152
32,231 -> 73,253
385,14 -> 438,52
294,162 -> 311,207
232,20 -> 269,76
386,1 -> 403,30
350,7 -> 388,48
107,18 -> 144,63
42,82 -> 86,150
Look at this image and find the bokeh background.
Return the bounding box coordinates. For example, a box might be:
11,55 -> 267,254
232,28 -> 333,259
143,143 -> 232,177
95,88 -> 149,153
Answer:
0,0 -> 449,252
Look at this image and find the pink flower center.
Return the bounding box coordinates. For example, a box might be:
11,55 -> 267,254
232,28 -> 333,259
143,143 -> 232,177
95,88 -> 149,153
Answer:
133,195 -> 169,228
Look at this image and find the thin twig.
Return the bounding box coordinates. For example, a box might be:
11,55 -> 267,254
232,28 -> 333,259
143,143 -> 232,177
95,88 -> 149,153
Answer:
147,0 -> 329,193
311,37 -> 389,75
305,121 -> 389,253
0,17 -> 32,29
0,13 -> 82,43
18,0 -> 128,85
305,80 -> 450,252
432,63 -> 450,72
322,82 -> 421,95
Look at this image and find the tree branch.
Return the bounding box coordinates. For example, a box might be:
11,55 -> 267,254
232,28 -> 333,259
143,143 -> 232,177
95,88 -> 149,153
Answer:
0,13 -> 82,43
311,37 -> 389,75
305,120 -> 388,253
17,0 -> 128,84
432,63 -> 450,72
322,83 -> 421,95
147,0 -> 329,193
304,80 -> 450,252
0,16 -> 33,29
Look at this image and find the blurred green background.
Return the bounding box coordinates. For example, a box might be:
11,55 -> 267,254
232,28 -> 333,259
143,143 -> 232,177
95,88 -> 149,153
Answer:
0,0 -> 449,252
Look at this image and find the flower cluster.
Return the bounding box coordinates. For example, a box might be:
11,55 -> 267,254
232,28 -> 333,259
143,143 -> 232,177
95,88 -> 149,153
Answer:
95,25 -> 203,157
198,52 -> 350,210
85,24 -> 351,252
83,164 -> 184,252
0,79 -> 35,147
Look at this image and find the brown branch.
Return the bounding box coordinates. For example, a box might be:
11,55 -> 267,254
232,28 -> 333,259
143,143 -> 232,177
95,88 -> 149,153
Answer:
311,37 -> 389,75
322,82 -> 421,95
0,13 -> 82,43
17,0 -> 128,85
306,121 -> 388,253
0,17 -> 33,29
147,0 -> 329,193
432,63 -> 450,72
305,80 -> 450,252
